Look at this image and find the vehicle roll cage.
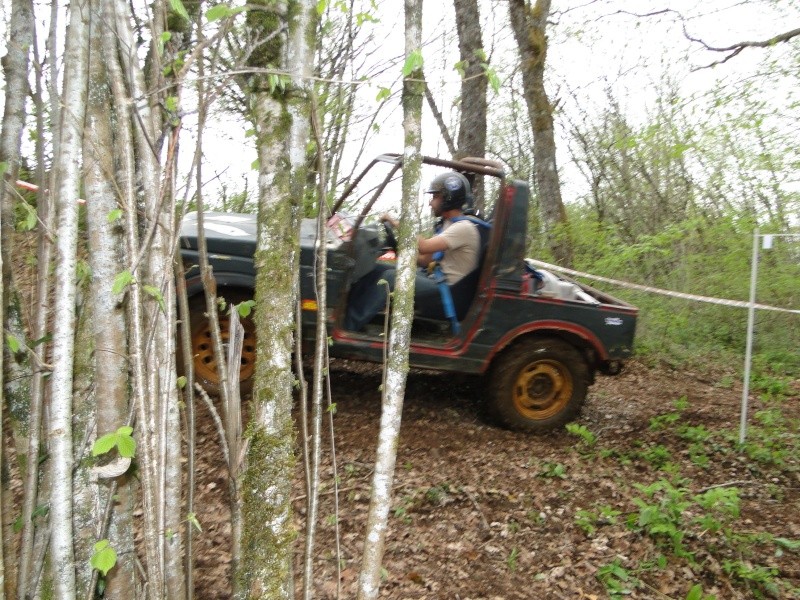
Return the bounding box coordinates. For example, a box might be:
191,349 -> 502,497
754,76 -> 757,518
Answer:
330,153 -> 506,235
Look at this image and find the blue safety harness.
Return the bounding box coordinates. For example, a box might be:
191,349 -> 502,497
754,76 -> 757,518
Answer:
431,215 -> 491,334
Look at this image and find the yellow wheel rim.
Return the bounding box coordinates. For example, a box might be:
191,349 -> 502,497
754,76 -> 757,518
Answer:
192,314 -> 256,386
512,359 -> 573,421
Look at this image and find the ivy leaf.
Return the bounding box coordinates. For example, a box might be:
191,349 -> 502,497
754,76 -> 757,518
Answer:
169,0 -> 190,22
375,87 -> 391,102
112,270 -> 134,295
93,433 -> 118,457
90,539 -> 118,576
107,208 -> 123,223
402,49 -> 423,77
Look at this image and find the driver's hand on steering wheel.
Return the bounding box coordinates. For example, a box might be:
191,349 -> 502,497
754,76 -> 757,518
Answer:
380,213 -> 399,229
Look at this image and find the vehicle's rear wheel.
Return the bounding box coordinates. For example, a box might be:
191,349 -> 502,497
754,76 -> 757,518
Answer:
489,337 -> 589,432
182,292 -> 256,396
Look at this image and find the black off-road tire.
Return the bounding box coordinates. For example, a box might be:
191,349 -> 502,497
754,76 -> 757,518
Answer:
180,291 -> 256,397
488,337 -> 589,433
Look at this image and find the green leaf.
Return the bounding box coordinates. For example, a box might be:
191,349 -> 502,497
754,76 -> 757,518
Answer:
486,67 -> 501,94
205,4 -> 231,21
107,208 -> 123,223
775,537 -> 800,551
251,159 -> 260,171
6,334 -> 21,354
169,0 -> 190,21
686,584 -> 703,600
402,49 -> 423,77
177,376 -> 187,389
165,96 -> 178,113
316,0 -> 327,15
143,285 -> 165,312
116,434 -> 136,459
187,512 -> 203,532
112,270 -> 134,295
117,426 -> 133,437
157,31 -> 172,56
90,539 -> 117,576
236,300 -> 256,318
375,87 -> 391,102
453,60 -> 467,78
355,11 -> 377,26
18,201 -> 37,231
92,433 -> 118,457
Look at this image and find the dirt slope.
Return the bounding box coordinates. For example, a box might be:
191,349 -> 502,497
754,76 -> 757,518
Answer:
192,359 -> 800,599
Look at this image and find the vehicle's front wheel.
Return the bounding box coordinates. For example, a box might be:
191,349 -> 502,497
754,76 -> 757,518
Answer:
489,337 -> 589,432
181,292 -> 257,396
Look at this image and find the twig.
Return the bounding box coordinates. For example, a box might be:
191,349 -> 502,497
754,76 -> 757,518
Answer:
694,480 -> 754,494
194,384 -> 231,469
463,488 -> 491,532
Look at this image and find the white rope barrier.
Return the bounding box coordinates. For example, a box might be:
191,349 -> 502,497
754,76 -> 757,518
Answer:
526,259 -> 800,316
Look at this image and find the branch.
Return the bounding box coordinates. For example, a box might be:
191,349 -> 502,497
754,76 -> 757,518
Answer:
685,25 -> 800,69
423,81 -> 457,157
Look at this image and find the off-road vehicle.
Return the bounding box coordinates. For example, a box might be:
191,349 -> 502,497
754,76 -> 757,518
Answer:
179,154 -> 638,432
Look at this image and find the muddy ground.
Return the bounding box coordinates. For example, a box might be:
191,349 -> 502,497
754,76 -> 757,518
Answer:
192,358 -> 799,599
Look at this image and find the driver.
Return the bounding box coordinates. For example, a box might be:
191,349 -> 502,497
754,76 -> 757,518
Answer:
344,171 -> 480,331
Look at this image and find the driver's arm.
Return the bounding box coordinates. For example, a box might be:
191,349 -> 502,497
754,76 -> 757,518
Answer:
417,235 -> 448,267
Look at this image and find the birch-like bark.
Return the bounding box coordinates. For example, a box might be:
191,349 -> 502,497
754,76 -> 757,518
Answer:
286,1 -> 322,594
101,0 -> 173,592
0,0 -> 33,293
0,0 -> 33,593
508,0 -> 573,266
83,10 -> 135,594
47,0 -> 90,595
357,0 -> 422,597
236,0 -> 313,595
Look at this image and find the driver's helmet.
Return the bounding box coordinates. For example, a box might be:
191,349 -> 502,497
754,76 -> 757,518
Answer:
425,171 -> 473,212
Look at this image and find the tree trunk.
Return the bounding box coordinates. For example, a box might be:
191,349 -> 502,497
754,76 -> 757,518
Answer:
0,0 -> 34,589
508,0 -> 573,266
357,0 -> 422,597
453,0 -> 487,212
47,0 -> 90,594
83,12 -> 135,593
236,0 -> 317,595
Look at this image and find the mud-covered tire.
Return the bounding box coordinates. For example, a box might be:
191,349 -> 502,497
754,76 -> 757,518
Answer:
488,337 -> 589,433
180,291 -> 256,397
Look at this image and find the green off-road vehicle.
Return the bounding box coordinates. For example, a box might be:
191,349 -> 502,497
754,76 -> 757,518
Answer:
179,154 -> 638,432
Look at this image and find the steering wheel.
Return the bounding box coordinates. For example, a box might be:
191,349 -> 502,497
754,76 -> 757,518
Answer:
382,219 -> 398,251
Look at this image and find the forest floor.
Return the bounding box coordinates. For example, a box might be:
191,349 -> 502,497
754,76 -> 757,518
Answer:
193,358 -> 800,599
